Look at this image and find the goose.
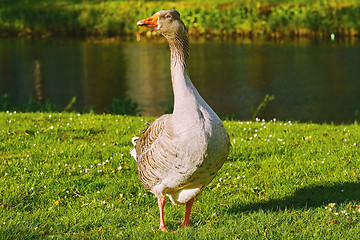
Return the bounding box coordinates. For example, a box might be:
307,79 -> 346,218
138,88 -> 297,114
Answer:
133,10 -> 230,231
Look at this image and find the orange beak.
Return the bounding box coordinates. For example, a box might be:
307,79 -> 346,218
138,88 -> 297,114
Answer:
137,13 -> 159,29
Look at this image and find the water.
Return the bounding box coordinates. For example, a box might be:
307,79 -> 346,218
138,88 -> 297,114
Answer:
1,37 -> 359,123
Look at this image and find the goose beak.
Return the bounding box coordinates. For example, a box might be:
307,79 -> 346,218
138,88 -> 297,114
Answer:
137,13 -> 159,29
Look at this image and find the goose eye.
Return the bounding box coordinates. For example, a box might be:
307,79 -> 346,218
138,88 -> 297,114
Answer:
165,15 -> 171,19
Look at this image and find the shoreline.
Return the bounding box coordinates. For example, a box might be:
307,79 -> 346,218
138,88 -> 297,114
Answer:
1,1 -> 359,40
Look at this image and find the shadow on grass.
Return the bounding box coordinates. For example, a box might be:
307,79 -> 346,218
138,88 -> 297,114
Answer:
227,182 -> 360,213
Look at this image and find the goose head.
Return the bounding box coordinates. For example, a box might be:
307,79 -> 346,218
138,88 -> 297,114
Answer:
137,10 -> 186,39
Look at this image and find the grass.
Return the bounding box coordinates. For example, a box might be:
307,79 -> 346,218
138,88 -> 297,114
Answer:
1,0 -> 360,38
1,111 -> 360,239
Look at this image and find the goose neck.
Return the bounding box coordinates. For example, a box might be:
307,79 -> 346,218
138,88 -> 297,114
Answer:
168,34 -> 189,69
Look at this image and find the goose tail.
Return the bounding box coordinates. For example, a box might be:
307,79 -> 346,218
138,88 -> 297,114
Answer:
130,137 -> 139,161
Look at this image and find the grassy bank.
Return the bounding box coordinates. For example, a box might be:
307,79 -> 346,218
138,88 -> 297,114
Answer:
1,112 -> 360,239
0,0 -> 360,39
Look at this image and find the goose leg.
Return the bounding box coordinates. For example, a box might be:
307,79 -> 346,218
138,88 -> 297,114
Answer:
180,198 -> 194,227
158,196 -> 166,231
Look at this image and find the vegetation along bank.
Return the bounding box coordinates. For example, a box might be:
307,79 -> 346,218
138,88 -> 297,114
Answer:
1,0 -> 360,39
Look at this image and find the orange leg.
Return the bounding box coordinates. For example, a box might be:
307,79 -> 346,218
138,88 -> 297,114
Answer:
180,198 -> 194,227
158,196 -> 166,231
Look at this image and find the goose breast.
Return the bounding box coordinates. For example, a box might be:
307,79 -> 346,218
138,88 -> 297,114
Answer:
136,111 -> 229,205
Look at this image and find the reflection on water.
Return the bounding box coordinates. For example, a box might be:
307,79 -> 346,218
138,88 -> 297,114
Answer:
0,37 -> 359,123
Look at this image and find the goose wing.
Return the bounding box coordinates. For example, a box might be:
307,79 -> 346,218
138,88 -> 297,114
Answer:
135,114 -> 182,191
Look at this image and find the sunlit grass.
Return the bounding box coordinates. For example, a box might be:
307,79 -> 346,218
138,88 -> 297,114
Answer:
1,112 -> 360,239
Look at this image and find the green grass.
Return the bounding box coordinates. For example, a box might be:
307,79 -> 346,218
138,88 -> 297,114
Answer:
1,0 -> 360,38
1,111 -> 360,239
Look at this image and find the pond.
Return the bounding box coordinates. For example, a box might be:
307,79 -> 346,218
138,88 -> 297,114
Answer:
0,37 -> 359,123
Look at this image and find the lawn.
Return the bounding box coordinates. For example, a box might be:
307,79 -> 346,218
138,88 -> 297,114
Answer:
1,111 -> 360,239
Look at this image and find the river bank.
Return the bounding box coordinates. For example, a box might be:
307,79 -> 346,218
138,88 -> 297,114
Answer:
1,0 -> 359,39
